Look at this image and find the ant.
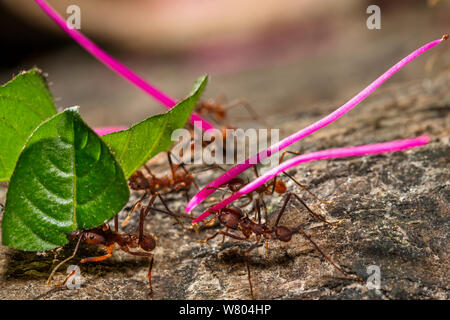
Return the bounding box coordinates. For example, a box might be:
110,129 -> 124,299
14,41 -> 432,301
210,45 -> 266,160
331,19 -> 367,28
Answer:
47,204 -> 159,295
124,151 -> 200,225
195,96 -> 262,126
129,151 -> 198,197
201,195 -> 359,299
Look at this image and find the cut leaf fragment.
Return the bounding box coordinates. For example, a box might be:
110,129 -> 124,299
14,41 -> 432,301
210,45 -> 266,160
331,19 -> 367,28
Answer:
0,69 -> 57,182
102,75 -> 208,179
1,108 -> 129,251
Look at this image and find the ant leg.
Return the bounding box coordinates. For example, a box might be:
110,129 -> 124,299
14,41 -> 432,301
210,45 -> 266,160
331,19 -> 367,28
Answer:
119,246 -> 155,295
282,171 -> 332,205
167,151 -> 177,180
274,193 -> 293,227
139,205 -> 149,244
254,200 -> 270,260
201,231 -> 248,244
190,164 -> 227,173
260,197 -> 268,224
226,99 -> 268,126
244,242 -> 264,299
146,206 -> 194,222
114,215 -> 119,232
148,254 -> 154,295
220,228 -> 229,245
291,193 -> 340,226
155,193 -> 190,226
275,192 -> 338,227
254,199 -> 261,225
46,233 -> 83,286
294,227 -> 362,282
253,165 -> 259,177
206,186 -> 233,200
143,164 -> 156,178
81,244 -> 115,263
122,193 -> 150,227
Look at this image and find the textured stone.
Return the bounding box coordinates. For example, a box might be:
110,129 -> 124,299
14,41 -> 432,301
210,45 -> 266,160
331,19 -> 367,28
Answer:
0,69 -> 449,300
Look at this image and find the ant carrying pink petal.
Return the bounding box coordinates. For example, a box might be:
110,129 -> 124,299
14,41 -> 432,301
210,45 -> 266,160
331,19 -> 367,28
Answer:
186,36 -> 448,212
194,136 -> 430,222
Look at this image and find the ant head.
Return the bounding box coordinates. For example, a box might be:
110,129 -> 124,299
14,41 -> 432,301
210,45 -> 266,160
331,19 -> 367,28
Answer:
274,226 -> 292,242
228,178 -> 244,192
217,207 -> 243,229
128,171 -> 150,190
67,231 -> 81,241
274,180 -> 287,194
139,235 -> 156,252
67,230 -> 106,244
83,231 -> 106,244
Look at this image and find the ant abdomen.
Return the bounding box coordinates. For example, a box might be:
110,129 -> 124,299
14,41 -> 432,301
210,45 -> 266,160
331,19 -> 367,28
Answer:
139,236 -> 156,252
274,226 -> 293,242
274,180 -> 287,194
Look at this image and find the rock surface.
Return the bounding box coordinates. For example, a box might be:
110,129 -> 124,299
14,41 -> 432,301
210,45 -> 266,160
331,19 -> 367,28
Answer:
0,69 -> 448,300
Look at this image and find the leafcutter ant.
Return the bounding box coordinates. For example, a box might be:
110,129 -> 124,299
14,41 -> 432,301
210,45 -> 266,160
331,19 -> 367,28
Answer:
201,195 -> 359,299
195,96 -> 262,126
47,204 -> 161,296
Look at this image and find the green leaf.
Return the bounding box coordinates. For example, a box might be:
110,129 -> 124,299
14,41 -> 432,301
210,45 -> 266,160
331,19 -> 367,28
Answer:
102,75 -> 208,178
0,69 -> 58,182
1,108 -> 129,251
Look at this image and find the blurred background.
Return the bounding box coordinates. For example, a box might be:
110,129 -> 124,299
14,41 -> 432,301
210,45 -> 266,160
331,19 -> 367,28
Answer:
0,0 -> 449,129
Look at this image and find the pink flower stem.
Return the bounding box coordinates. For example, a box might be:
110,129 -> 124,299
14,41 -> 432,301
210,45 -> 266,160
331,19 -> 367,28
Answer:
94,126 -> 128,136
186,35 -> 447,212
34,0 -> 215,131
193,136 -> 430,222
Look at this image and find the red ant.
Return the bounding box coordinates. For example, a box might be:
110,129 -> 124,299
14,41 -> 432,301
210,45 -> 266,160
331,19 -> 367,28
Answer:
201,195 -> 358,299
47,205 -> 159,295
124,151 -> 200,225
128,151 -> 198,196
47,201 -> 192,295
195,97 -> 262,126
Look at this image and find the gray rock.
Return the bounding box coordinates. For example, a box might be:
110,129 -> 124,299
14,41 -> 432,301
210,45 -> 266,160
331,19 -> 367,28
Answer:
0,70 -> 448,300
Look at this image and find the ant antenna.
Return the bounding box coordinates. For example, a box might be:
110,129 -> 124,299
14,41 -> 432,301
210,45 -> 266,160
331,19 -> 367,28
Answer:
282,171 -> 332,205
146,206 -> 194,221
46,233 -> 83,286
294,226 -> 362,282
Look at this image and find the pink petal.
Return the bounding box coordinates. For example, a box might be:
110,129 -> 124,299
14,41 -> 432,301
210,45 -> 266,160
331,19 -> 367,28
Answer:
94,126 -> 128,136
186,36 -> 447,212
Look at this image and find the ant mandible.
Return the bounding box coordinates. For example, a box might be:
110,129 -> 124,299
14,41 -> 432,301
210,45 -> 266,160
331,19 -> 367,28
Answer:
201,195 -> 360,299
